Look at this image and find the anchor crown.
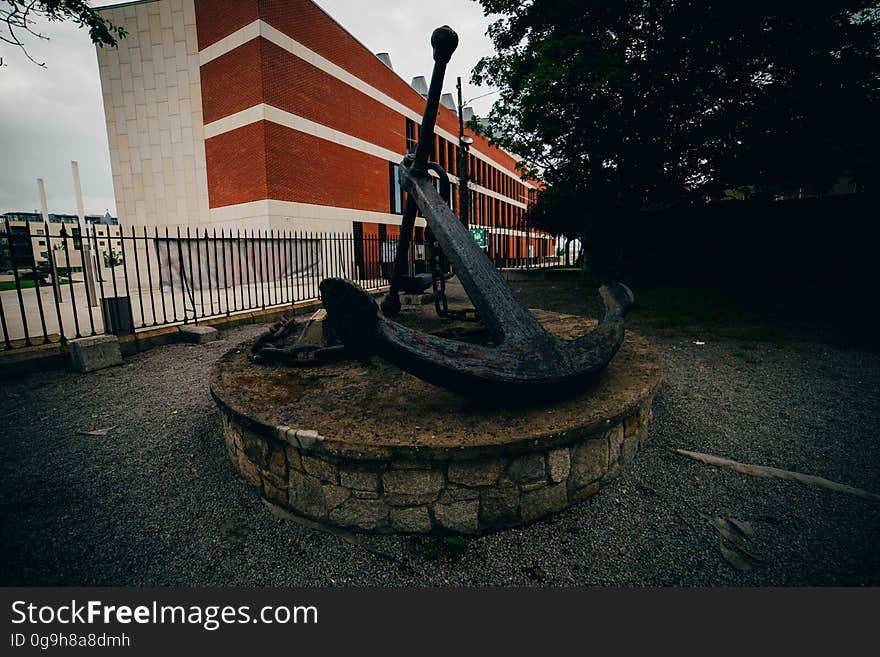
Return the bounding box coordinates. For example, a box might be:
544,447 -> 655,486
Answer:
431,26 -> 459,63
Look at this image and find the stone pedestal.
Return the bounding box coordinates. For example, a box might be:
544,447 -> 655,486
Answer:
211,310 -> 662,535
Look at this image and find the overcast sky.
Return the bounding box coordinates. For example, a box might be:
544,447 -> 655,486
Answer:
0,0 -> 499,217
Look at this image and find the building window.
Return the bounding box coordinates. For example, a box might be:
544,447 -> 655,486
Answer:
389,162 -> 403,214
405,118 -> 417,153
37,240 -> 45,246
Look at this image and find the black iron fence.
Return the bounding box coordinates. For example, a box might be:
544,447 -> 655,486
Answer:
0,219 -> 559,351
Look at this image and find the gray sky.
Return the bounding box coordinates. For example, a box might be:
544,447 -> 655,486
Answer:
0,0 -> 499,217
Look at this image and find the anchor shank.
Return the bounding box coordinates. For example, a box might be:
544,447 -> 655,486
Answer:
403,168 -> 551,347
412,26 -> 458,175
383,196 -> 419,310
383,26 -> 459,314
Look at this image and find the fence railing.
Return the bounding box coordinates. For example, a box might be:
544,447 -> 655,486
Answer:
0,219 -> 559,352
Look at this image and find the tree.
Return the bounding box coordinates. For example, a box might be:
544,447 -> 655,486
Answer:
471,1 -> 880,276
1,0 -> 126,67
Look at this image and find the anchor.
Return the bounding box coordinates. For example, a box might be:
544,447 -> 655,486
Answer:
319,25 -> 634,398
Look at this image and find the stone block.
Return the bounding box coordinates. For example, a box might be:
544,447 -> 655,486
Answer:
607,424 -> 625,464
448,459 -> 505,487
322,483 -> 350,510
329,497 -> 388,530
390,460 -> 433,469
433,499 -> 479,534
383,468 -> 444,505
285,446 -> 303,471
223,420 -> 238,465
339,469 -> 379,492
480,484 -> 520,527
236,449 -> 261,487
262,480 -> 288,505
521,483 -> 567,523
390,506 -> 432,533
506,454 -> 546,483
569,438 -> 608,489
261,445 -> 287,489
178,324 -> 219,343
624,411 -> 641,439
225,436 -> 238,467
438,485 -> 481,503
296,310 -> 327,346
569,481 -> 600,504
602,461 -> 621,483
294,429 -> 322,451
301,455 -> 337,483
69,335 -> 123,373
620,433 -> 639,466
239,428 -> 269,469
288,469 -> 327,519
547,448 -> 571,483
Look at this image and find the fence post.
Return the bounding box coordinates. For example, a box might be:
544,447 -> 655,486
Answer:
36,179 -> 62,304
71,162 -> 98,307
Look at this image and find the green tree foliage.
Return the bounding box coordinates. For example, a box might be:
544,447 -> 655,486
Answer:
2,0 -> 126,66
472,1 -> 880,273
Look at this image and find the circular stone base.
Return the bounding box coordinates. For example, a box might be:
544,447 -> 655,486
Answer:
210,309 -> 662,535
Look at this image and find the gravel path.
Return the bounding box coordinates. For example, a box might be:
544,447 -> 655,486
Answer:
1,281 -> 878,586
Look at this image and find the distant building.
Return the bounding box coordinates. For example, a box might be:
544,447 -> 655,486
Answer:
94,0 -> 552,265
0,212 -> 120,273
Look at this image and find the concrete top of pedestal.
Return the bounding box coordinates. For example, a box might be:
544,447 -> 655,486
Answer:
210,310 -> 662,461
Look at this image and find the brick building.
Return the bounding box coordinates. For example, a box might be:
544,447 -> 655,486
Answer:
95,0 -> 552,267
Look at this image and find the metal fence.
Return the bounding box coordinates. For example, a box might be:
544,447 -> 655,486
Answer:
0,219 -> 558,351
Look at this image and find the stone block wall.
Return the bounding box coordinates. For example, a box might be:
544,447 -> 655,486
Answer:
222,399 -> 654,535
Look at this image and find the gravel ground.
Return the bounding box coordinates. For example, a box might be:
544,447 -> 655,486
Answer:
1,280 -> 878,586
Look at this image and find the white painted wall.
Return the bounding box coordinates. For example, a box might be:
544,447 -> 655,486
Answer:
96,0 -> 209,229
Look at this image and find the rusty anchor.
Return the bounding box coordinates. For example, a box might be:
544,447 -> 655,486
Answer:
319,25 -> 633,398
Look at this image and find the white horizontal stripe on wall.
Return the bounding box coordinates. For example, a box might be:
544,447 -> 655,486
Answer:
198,19 -> 260,65
204,104 -> 529,210
209,199 -> 426,229
204,104 -> 401,163
198,19 -> 535,188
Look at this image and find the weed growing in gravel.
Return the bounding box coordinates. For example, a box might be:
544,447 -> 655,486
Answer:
412,536 -> 468,561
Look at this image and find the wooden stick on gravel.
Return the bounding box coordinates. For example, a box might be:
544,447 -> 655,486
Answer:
674,448 -> 880,503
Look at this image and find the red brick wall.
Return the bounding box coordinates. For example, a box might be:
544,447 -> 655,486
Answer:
204,122 -> 268,207
195,0 -> 529,216
194,0 -> 259,50
261,40 -> 405,154
265,122 -> 390,212
200,38 -> 263,124
258,0 -> 521,173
